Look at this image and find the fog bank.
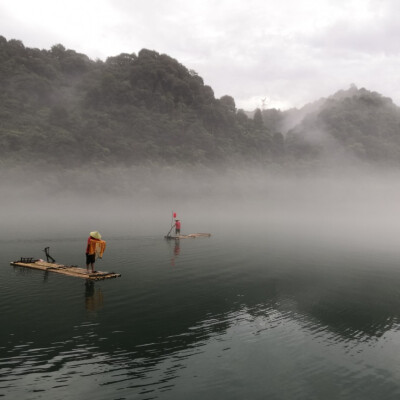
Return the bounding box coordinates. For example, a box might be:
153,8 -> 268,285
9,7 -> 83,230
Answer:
1,164 -> 400,263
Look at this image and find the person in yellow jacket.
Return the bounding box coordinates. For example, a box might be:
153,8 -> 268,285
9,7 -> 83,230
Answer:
85,231 -> 106,273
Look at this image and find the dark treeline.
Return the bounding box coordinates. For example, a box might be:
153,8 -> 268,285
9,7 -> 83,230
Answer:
0,36 -> 277,168
1,36 -> 400,169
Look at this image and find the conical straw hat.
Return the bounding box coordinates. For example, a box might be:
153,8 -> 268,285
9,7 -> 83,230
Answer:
90,231 -> 102,240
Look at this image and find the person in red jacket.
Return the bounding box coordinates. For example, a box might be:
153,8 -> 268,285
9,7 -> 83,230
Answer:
175,219 -> 181,235
86,231 -> 106,273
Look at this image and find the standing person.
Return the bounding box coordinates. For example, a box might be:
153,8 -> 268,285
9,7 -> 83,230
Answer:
86,231 -> 106,273
175,219 -> 181,236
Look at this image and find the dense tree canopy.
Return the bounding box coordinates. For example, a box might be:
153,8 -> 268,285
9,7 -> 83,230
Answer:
1,36 -> 400,170
0,36 -> 277,168
284,87 -> 400,165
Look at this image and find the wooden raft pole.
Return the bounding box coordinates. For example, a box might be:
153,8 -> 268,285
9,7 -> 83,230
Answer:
10,260 -> 121,281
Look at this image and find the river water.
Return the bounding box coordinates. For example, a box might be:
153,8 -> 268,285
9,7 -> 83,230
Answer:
2,172 -> 400,399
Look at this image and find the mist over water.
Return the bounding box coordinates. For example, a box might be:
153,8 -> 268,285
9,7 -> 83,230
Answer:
2,164 -> 400,252
2,164 -> 400,399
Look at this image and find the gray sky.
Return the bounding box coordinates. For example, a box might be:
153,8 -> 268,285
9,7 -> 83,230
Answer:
1,0 -> 400,110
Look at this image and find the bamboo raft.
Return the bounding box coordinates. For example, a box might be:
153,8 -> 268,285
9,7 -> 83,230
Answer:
10,258 -> 121,281
164,233 -> 211,240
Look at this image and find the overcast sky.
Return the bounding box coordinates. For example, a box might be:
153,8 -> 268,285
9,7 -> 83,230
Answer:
1,0 -> 400,110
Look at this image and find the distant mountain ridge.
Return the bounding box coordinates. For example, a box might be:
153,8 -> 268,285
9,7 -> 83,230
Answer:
1,35 -> 400,169
282,86 -> 400,165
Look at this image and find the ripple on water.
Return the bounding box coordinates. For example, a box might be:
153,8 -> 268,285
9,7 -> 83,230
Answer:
2,234 -> 400,399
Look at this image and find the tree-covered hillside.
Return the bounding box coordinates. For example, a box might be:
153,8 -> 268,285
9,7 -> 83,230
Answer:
2,36 -> 400,170
281,86 -> 400,166
0,36 -> 277,168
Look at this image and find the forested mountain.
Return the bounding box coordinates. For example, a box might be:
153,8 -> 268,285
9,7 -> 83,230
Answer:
0,36 -> 276,168
282,86 -> 400,166
1,35 -> 400,170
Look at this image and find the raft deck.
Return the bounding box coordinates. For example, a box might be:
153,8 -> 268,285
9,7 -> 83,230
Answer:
165,233 -> 211,240
10,259 -> 121,281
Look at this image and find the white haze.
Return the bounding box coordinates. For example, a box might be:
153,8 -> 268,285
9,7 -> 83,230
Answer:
1,0 -> 400,110
2,165 -> 400,264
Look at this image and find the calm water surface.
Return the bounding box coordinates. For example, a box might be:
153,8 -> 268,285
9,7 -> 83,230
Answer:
2,222 -> 400,399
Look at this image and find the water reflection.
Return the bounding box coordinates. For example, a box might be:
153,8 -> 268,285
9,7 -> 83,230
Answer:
85,281 -> 104,312
3,235 -> 400,399
168,238 -> 180,266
